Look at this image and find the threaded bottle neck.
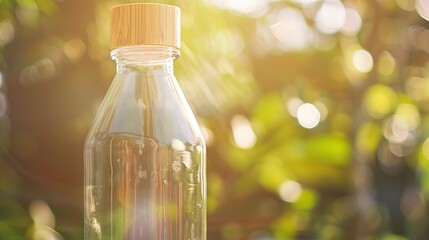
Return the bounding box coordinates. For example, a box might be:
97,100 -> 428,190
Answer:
111,45 -> 179,73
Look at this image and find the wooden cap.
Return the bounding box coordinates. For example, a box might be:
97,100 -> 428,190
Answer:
110,3 -> 180,50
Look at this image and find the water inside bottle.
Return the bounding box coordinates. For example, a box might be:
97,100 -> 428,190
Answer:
85,132 -> 205,240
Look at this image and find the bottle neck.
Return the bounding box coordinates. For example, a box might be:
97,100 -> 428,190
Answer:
111,45 -> 180,74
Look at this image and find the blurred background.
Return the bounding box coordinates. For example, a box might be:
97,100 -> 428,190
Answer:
1,0 -> 429,239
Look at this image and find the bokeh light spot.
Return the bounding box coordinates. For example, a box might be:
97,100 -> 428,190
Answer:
64,38 -> 86,62
416,0 -> 429,22
408,25 -> 429,52
383,116 -> 410,144
364,84 -> 397,119
37,58 -> 56,79
271,8 -> 313,50
396,104 -> 420,131
382,105 -> 420,144
377,51 -> 396,77
231,115 -> 257,149
297,103 -> 321,129
19,58 -> 56,86
0,19 -> 15,46
389,143 -> 410,157
15,1 -> 39,27
287,97 -> 304,118
279,180 -> 302,203
315,0 -> 346,34
352,49 -> 373,73
405,76 -> 429,102
341,8 -> 362,35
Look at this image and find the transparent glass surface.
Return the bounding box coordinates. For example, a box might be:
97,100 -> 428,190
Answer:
84,46 -> 206,240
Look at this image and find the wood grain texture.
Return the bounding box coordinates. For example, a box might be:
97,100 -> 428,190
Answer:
110,3 -> 180,50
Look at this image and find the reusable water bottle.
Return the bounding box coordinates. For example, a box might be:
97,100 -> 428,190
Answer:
84,3 -> 206,239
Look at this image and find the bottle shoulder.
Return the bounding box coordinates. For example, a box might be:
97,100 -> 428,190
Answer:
86,71 -> 204,146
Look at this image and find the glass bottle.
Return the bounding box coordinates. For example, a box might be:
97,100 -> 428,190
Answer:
84,4 -> 206,240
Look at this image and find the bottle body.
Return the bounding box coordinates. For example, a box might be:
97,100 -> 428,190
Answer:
84,46 -> 206,240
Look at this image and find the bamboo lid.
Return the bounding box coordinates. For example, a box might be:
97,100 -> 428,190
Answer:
110,3 -> 180,50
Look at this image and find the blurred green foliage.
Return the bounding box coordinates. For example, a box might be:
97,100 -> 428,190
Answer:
1,0 -> 429,239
